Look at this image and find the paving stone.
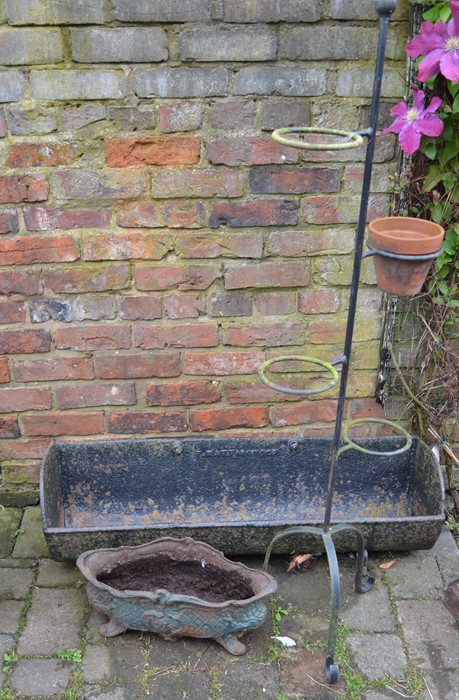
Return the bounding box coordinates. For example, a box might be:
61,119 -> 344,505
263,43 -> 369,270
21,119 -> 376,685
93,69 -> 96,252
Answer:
280,647 -> 347,699
0,557 -> 35,568
148,635 -> 210,667
415,527 -> 459,585
397,600 -> 459,671
0,507 -> 22,557
420,671 -> 459,700
147,670 -> 211,699
346,633 -> 407,681
0,635 -> 15,690
10,658 -> 74,696
18,587 -> 86,656
83,686 -> 135,700
0,566 -> 34,599
0,599 -> 24,633
364,692 -> 403,700
82,645 -> 112,683
385,554 -> 443,599
12,506 -> 49,559
37,558 -> 82,587
342,575 -> 396,633
83,643 -> 145,687
218,659 -> 280,699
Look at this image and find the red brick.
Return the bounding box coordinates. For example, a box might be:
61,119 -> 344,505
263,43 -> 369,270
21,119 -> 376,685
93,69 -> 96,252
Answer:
119,297 -> 162,321
0,387 -> 52,412
301,194 -> 389,225
151,168 -> 243,198
146,380 -> 221,406
209,99 -> 256,130
267,229 -> 354,257
51,170 -> 146,201
190,406 -> 269,432
0,417 -> 20,438
56,383 -> 136,409
6,143 -> 82,168
116,201 -> 205,229
0,438 -> 51,460
0,329 -> 51,355
24,206 -> 111,231
14,357 -> 94,382
225,261 -> 309,289
22,411 -> 104,437
222,321 -> 305,347
96,353 -> 181,379
0,358 -> 10,383
225,381 -> 302,404
298,289 -> 340,314
209,199 -> 298,228
159,102 -> 204,133
108,411 -> 187,434
106,136 -> 200,167
271,400 -> 338,427
250,167 -> 340,194
0,301 -> 26,324
0,174 -> 48,204
0,210 -> 19,234
135,323 -> 218,349
82,231 -> 171,261
349,399 -> 385,419
175,232 -> 263,259
136,265 -> 220,291
207,137 -> 299,166
183,351 -> 264,375
255,292 -> 294,315
55,325 -> 131,351
0,269 -> 42,296
43,263 -> 131,293
163,294 -> 206,319
0,235 -> 79,266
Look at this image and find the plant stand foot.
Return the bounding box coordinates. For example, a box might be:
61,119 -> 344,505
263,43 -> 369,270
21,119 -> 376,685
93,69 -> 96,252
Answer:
215,634 -> 246,655
99,618 -> 126,637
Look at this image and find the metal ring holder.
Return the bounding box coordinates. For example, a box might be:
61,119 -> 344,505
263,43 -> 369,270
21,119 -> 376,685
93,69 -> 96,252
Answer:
262,0 -> 402,685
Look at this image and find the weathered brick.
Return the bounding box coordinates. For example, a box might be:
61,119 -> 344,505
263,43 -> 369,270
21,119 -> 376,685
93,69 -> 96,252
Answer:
113,0 -> 211,22
24,206 -> 111,231
0,358 -> 10,383
61,104 -> 106,130
0,269 -> 42,296
209,100 -> 256,131
52,170 -> 146,200
56,383 -> 136,409
116,201 -> 205,228
135,323 -> 218,349
210,199 -> 298,228
225,261 -> 310,289
343,164 -> 392,196
0,174 -> 48,204
119,297 -> 161,321
106,136 -> 200,167
82,231 -> 171,262
183,351 -> 264,375
335,69 -> 405,98
234,68 -> 326,97
0,417 -> 19,438
179,29 -> 276,61
0,29 -> 63,64
255,292 -> 294,315
54,325 -> 131,351
2,463 -> 40,484
108,105 -> 155,132
29,299 -> 72,323
175,233 -> 263,259
96,353 -> 180,379
222,0 -> 320,22
0,298 -> 27,325
271,400 -> 338,428
134,67 -> 228,98
6,0 -> 104,24
222,321 -> 305,347
330,0 -> 407,20
71,28 -> 168,63
159,102 -> 204,133
108,410 -> 187,434
146,379 -> 220,406
350,398 -> 385,419
42,263 -> 131,293
31,70 -> 127,101
313,255 -> 377,287
298,289 -> 340,314
308,312 -> 382,345
0,329 -> 51,354
250,167 -> 339,194
0,235 -> 79,266
136,265 -> 219,291
14,357 -> 94,382
0,387 -> 51,412
207,136 -> 299,166
6,143 -> 82,168
163,294 -> 206,319
22,411 -> 104,437
280,27 -> 402,61
0,107 -> 6,136
0,210 -> 19,234
0,72 -> 25,102
209,292 -> 252,317
7,106 -> 57,135
301,195 -> 389,225
261,99 -> 311,131
225,380 -> 302,404
151,168 -> 243,199
0,437 -> 51,459
190,406 -> 269,432
267,229 -> 355,257
73,295 -> 116,321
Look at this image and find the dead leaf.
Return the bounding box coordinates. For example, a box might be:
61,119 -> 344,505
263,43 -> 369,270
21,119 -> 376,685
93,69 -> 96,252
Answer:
379,559 -> 396,570
288,553 -> 313,571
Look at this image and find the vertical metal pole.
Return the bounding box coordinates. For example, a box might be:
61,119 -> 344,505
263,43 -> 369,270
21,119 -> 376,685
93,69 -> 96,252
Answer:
323,0 -> 398,531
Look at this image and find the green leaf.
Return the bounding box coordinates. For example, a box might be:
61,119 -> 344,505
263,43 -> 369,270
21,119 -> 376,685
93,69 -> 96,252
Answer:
423,171 -> 444,192
453,93 -> 459,114
423,142 -> 437,160
437,280 -> 449,296
448,81 -> 459,99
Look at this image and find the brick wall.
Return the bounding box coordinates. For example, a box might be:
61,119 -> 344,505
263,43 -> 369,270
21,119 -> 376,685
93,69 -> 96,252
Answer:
0,0 -> 409,503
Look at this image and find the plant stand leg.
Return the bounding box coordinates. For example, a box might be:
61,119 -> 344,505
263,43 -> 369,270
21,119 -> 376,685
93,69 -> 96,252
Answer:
99,618 -> 127,637
215,634 -> 246,655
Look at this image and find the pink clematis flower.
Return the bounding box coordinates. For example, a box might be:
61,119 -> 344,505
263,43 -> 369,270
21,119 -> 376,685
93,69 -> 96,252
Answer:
406,0 -> 459,82
382,88 -> 444,154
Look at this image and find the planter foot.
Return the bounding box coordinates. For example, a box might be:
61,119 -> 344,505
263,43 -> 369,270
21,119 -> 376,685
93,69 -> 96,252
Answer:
216,634 -> 246,655
99,619 -> 126,637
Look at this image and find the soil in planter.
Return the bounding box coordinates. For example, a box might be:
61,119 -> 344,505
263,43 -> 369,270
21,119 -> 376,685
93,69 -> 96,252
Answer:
97,554 -> 255,604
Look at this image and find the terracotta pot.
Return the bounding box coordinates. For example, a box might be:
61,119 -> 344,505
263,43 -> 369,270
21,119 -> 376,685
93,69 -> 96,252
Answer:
77,537 -> 277,655
368,217 -> 444,296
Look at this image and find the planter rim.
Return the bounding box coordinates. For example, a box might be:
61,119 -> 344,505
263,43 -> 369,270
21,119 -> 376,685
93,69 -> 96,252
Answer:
368,216 -> 444,255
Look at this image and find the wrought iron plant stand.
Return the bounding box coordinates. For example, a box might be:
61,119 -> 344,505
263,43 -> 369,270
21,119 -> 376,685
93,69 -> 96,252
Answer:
258,0 -> 442,683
